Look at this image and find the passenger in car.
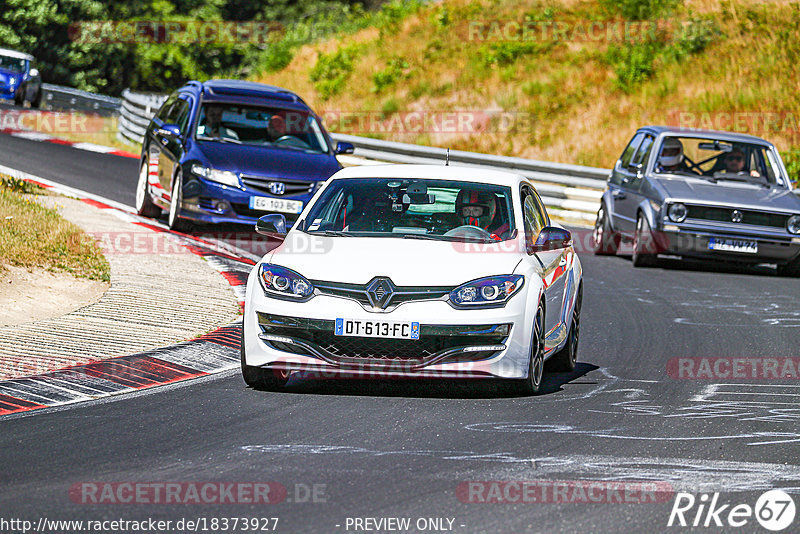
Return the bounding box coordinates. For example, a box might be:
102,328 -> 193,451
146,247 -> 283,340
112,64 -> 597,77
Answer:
198,105 -> 239,140
722,148 -> 761,177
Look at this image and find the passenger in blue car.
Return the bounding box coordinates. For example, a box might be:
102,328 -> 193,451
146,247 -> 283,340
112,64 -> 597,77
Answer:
198,105 -> 239,141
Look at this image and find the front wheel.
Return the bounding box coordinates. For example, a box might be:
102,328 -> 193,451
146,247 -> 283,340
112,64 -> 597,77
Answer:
632,214 -> 658,267
503,303 -> 545,396
549,285 -> 582,372
592,206 -> 621,255
777,256 -> 800,277
135,158 -> 161,218
240,321 -> 290,390
168,168 -> 191,231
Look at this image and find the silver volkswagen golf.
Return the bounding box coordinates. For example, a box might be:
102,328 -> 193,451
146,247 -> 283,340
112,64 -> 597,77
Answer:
592,126 -> 800,275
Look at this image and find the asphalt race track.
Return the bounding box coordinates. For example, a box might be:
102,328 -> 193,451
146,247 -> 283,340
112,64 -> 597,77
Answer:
2,131 -> 800,532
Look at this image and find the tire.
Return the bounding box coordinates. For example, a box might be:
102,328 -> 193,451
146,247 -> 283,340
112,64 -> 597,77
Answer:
777,256 -> 800,277
240,319 -> 289,390
549,284 -> 582,372
592,205 -> 621,255
13,88 -> 23,107
168,168 -> 191,232
31,89 -> 42,108
504,303 -> 545,396
135,158 -> 161,218
632,214 -> 658,267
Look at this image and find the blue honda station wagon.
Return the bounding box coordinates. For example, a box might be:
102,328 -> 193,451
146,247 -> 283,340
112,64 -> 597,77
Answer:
135,79 -> 353,230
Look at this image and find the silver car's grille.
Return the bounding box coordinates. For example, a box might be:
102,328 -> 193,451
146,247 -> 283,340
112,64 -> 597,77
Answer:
240,175 -> 314,196
686,205 -> 789,228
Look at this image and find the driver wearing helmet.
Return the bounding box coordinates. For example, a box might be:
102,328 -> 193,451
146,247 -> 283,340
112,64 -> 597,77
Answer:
455,189 -> 509,240
656,138 -> 692,174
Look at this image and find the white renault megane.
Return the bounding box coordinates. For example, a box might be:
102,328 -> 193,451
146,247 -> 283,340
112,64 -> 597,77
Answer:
241,164 -> 582,394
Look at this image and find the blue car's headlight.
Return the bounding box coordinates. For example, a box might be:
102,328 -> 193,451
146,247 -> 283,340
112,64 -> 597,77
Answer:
191,164 -> 241,188
258,263 -> 314,300
449,275 -> 524,308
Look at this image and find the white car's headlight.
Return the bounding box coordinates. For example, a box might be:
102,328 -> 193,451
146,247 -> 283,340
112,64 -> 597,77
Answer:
668,203 -> 687,223
449,275 -> 524,308
191,164 -> 240,188
258,263 -> 314,300
787,215 -> 800,235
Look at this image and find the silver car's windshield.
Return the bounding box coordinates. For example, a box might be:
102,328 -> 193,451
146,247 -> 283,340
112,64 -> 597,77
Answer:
302,178 -> 516,242
194,103 -> 329,154
655,137 -> 783,187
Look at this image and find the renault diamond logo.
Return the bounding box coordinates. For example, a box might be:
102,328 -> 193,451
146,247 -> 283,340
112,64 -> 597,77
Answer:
731,210 -> 743,223
268,182 -> 286,195
366,277 -> 395,310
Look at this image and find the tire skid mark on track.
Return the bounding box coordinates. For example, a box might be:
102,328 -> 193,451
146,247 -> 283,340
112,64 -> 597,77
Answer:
0,167 -> 259,418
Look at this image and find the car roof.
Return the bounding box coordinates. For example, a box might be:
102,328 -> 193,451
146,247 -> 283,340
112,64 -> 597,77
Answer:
639,125 -> 772,146
331,164 -> 526,187
0,48 -> 33,61
181,79 -> 312,111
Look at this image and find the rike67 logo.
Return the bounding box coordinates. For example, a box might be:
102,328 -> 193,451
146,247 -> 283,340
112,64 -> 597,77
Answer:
668,490 -> 796,531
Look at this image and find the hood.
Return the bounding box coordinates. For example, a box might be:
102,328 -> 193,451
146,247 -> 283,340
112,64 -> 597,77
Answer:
267,234 -> 523,286
194,140 -> 340,181
0,69 -> 21,85
653,176 -> 800,213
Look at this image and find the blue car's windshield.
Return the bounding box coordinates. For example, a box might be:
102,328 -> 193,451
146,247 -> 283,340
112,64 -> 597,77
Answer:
0,55 -> 26,73
302,178 -> 516,242
195,103 -> 329,154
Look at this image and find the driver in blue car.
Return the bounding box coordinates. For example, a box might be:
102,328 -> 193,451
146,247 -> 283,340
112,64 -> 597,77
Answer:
455,189 -> 509,240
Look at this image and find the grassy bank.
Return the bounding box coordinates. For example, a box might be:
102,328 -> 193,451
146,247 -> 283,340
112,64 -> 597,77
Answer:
0,176 -> 110,281
253,0 -> 800,173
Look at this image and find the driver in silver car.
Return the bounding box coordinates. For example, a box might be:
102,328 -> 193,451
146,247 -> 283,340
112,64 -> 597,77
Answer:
722,147 -> 761,177
655,138 -> 693,174
455,189 -> 509,240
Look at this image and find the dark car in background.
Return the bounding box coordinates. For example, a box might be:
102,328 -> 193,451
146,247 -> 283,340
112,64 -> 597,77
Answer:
135,79 -> 354,230
592,126 -> 800,276
0,48 -> 42,107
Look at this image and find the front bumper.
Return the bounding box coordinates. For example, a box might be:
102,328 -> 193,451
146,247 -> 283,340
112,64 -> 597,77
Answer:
180,175 -> 312,225
242,271 -> 536,380
657,226 -> 800,264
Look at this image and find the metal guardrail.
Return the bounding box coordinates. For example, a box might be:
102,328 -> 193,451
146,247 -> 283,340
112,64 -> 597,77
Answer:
116,89 -> 607,221
41,83 -> 121,116
117,89 -> 168,145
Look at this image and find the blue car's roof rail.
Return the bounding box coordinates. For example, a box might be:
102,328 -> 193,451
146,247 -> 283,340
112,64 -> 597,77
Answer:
184,80 -> 204,94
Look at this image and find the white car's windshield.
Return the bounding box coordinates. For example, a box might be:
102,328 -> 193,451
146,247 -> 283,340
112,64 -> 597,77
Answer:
195,103 -> 329,154
655,137 -> 783,187
302,178 -> 515,242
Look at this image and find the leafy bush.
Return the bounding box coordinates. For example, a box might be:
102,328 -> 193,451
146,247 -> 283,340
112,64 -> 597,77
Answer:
600,0 -> 681,20
372,56 -> 410,93
477,42 -> 549,68
782,149 -> 800,189
309,44 -> 361,100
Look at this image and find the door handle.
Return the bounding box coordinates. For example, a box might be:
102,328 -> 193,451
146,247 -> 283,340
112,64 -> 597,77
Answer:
612,190 -> 626,200
559,256 -> 567,267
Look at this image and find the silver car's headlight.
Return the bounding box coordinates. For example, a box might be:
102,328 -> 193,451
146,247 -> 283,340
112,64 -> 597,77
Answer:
668,203 -> 688,223
787,215 -> 800,235
258,264 -> 314,300
191,164 -> 240,188
449,275 -> 524,309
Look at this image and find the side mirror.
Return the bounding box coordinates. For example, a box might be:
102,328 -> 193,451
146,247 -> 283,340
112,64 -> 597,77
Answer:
529,226 -> 572,254
255,214 -> 287,236
335,142 -> 355,155
628,162 -> 644,178
158,123 -> 181,138
28,68 -> 40,79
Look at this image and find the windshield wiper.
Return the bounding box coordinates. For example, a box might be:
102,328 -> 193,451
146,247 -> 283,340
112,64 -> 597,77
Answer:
196,135 -> 241,145
306,229 -> 354,237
